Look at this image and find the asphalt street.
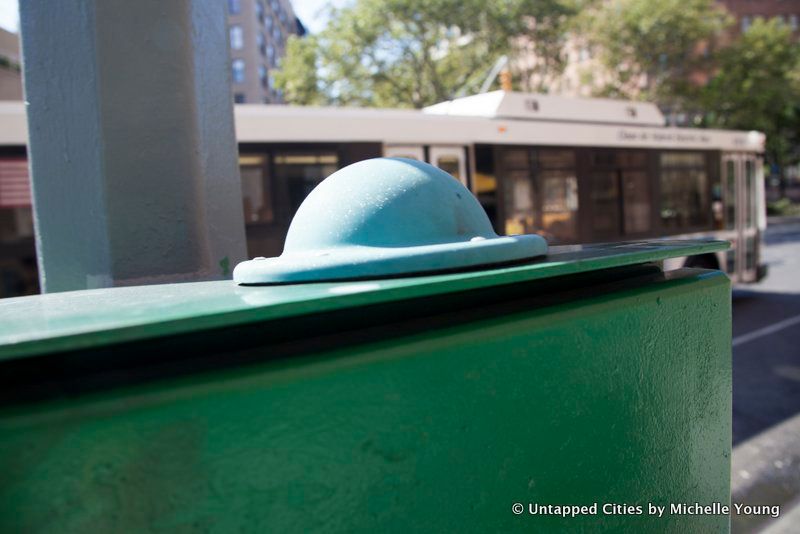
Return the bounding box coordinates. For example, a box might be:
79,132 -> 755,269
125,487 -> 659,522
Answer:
732,219 -> 800,445
730,218 -> 800,533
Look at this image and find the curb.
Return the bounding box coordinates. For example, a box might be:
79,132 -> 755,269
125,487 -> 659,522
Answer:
767,216 -> 800,226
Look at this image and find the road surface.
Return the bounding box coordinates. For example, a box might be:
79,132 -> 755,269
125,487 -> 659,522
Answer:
730,218 -> 800,533
732,219 -> 800,444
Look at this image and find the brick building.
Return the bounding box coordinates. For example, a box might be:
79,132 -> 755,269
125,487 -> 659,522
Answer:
227,0 -> 305,104
0,27 -> 22,101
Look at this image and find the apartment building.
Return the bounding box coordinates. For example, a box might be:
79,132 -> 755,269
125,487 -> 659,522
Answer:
227,0 -> 306,104
0,27 -> 22,100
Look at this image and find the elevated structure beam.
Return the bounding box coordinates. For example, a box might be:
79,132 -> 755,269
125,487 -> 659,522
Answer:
19,0 -> 246,292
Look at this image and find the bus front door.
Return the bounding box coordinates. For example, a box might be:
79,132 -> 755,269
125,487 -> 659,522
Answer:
428,146 -> 468,187
739,155 -> 760,283
723,154 -> 760,283
384,145 -> 425,161
384,144 -> 469,187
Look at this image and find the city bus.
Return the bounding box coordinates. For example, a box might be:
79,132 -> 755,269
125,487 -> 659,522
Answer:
0,90 -> 766,298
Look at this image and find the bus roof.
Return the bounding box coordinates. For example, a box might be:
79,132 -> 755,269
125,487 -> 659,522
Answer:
423,90 -> 666,127
0,96 -> 765,153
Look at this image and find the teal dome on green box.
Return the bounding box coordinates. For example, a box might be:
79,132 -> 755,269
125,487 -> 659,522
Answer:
233,157 -> 548,284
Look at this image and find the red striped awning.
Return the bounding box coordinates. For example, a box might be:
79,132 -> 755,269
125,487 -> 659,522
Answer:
0,159 -> 32,208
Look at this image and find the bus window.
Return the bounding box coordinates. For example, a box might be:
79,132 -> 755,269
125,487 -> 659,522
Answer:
746,236 -> 756,270
541,172 -> 578,242
239,154 -> 273,224
587,150 -> 649,241
537,150 -> 577,242
503,170 -> 535,235
591,171 -> 620,238
503,149 -> 529,170
659,152 -> 709,232
724,159 -> 736,230
436,156 -> 460,180
745,159 -> 755,229
711,161 -> 723,230
385,145 -> 423,160
474,145 -> 498,231
622,171 -> 650,234
499,148 -> 536,235
275,152 -> 338,218
539,149 -> 575,168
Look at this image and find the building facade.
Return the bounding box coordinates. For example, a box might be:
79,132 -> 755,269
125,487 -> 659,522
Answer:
516,0 -> 800,105
0,28 -> 23,101
227,0 -> 305,104
720,0 -> 800,37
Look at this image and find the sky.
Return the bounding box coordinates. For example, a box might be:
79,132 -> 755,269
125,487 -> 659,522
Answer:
0,0 -> 348,35
294,0 -> 349,34
0,0 -> 18,33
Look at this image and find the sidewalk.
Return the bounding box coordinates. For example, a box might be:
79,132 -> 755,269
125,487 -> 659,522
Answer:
767,215 -> 800,227
731,412 -> 800,532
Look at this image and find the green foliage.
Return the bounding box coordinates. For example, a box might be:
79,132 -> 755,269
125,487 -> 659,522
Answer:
578,0 -> 730,104
767,198 -> 800,216
0,55 -> 21,72
274,0 -> 575,108
275,0 -> 800,178
273,36 -> 328,106
703,18 -> 800,169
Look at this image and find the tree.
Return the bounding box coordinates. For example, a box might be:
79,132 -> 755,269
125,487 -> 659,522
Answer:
274,0 -> 576,108
274,36 -> 329,106
578,0 -> 730,108
703,17 -> 800,191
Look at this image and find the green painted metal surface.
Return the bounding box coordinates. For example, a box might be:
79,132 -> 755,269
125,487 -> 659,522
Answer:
0,266 -> 731,533
0,239 -> 726,360
0,240 -> 731,532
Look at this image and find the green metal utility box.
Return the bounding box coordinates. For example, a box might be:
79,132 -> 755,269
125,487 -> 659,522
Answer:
0,241 -> 731,533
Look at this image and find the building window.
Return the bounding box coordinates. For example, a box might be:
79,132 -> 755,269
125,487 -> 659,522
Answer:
741,16 -> 752,32
273,26 -> 282,43
265,16 -> 274,32
255,1 -> 265,24
230,25 -> 244,50
259,65 -> 268,88
659,152 -> 710,231
228,0 -> 241,15
232,59 -> 245,83
234,93 -> 246,104
267,44 -> 276,67
257,32 -> 266,56
790,15 -> 798,31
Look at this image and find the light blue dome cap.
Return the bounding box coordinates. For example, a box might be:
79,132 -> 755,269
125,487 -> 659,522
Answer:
234,157 -> 547,284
